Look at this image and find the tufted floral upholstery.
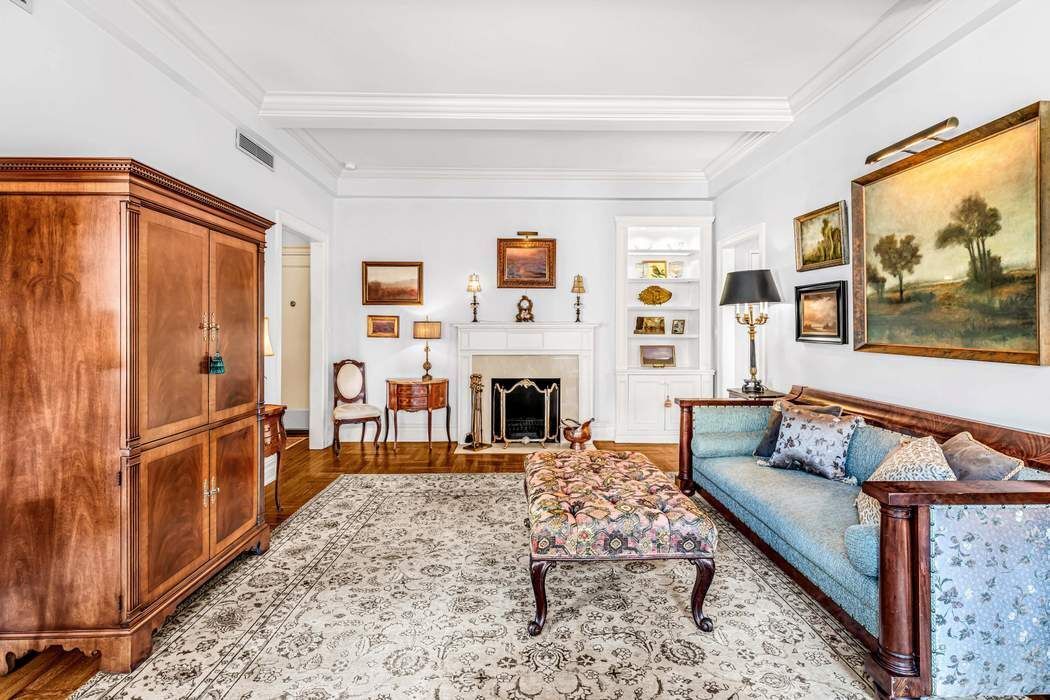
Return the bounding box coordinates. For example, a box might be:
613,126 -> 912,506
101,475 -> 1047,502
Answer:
525,450 -> 717,560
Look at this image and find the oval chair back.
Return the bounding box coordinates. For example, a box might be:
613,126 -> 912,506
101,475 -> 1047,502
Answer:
334,359 -> 366,406
332,359 -> 380,454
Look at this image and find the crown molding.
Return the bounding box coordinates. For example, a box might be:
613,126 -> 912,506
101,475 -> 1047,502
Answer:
701,132 -> 772,181
337,167 -> 711,200
708,0 -> 1025,197
130,0 -> 265,106
259,92 -> 794,132
343,166 -> 708,182
788,0 -> 951,114
285,129 -> 346,177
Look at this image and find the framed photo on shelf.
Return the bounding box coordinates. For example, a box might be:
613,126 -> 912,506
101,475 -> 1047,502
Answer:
795,281 -> 847,344
362,262 -> 423,305
367,315 -> 400,338
671,319 -> 686,335
641,260 -> 668,278
794,201 -> 848,272
640,344 -> 676,368
634,316 -> 665,334
497,237 -> 556,288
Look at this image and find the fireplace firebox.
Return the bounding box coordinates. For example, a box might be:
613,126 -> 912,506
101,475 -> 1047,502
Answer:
491,378 -> 560,446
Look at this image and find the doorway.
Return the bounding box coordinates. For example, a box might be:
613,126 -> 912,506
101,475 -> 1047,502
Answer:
265,211 -> 330,452
716,224 -> 766,396
281,240 -> 311,431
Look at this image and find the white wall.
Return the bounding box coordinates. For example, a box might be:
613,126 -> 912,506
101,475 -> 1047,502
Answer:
333,196 -> 712,441
714,0 -> 1050,433
0,1 -> 333,234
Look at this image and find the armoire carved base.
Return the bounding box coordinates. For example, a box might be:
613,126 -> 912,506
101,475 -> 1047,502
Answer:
1,525 -> 269,675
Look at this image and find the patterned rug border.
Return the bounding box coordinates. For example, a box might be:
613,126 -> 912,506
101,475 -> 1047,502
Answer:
76,472 -> 874,698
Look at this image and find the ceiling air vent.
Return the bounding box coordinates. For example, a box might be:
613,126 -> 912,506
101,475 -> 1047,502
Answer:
236,129 -> 275,171
8,0 -> 33,13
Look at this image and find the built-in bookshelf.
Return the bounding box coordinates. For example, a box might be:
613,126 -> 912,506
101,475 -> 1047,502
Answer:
614,217 -> 715,442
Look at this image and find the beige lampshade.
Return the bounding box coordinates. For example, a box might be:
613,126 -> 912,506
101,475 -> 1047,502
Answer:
466,273 -> 482,293
571,274 -> 586,294
262,316 -> 275,356
413,319 -> 442,340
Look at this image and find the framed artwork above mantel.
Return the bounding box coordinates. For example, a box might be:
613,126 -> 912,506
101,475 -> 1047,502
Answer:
852,101 -> 1050,366
497,237 -> 556,288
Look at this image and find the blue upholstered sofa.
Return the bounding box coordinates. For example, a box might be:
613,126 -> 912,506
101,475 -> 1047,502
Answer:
676,386 -> 1050,700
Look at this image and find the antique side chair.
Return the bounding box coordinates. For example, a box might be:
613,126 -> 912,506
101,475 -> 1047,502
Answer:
332,359 -> 382,453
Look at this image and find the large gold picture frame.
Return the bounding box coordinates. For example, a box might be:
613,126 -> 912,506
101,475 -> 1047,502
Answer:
362,261 -> 424,305
497,238 -> 556,288
852,101 -> 1049,366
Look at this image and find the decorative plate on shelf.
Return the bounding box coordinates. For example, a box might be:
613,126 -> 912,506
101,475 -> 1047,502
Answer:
637,285 -> 673,306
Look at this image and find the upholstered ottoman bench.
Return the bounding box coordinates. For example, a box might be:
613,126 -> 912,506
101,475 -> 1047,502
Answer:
523,450 -> 718,635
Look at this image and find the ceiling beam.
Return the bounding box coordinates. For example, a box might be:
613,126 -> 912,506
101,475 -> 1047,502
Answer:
259,92 -> 794,132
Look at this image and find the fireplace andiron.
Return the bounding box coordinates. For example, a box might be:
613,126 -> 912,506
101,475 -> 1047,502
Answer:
462,372 -> 491,451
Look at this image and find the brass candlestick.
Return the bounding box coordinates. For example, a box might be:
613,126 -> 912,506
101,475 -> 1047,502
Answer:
466,273 -> 481,323
734,304 -> 769,393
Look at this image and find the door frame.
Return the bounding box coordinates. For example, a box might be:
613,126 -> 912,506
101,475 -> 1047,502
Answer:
715,223 -> 766,397
267,210 -> 331,450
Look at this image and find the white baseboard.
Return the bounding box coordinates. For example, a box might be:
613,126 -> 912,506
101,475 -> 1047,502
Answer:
285,408 -> 309,431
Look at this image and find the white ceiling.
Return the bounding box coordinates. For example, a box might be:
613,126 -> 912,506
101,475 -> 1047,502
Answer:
164,0 -> 935,178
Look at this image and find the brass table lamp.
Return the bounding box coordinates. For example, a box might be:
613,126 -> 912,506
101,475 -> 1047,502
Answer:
718,270 -> 781,394
413,318 -> 442,381
571,274 -> 586,322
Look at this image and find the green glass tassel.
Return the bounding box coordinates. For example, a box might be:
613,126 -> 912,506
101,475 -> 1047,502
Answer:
208,352 -> 226,375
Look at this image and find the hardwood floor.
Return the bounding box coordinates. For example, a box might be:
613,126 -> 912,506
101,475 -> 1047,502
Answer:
1,439 -> 676,698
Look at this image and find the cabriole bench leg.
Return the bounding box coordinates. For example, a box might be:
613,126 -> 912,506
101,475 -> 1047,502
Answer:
691,558 -> 715,632
527,560 -> 554,636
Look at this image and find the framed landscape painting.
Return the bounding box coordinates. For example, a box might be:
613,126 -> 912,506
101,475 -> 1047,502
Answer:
362,262 -> 423,305
852,102 -> 1049,365
795,201 -> 849,271
795,281 -> 847,344
367,315 -> 400,338
497,238 -> 556,288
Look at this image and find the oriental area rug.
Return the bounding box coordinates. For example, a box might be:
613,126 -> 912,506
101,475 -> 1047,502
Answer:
74,473 -> 874,699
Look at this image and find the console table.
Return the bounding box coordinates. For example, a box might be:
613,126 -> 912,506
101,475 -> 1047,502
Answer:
263,404 -> 288,510
384,378 -> 452,449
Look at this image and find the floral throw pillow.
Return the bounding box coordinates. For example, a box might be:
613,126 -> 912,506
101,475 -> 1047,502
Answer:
855,436 -> 956,525
768,404 -> 864,481
753,399 -> 843,459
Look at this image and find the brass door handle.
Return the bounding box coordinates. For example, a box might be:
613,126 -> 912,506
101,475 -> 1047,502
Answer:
210,477 -> 219,503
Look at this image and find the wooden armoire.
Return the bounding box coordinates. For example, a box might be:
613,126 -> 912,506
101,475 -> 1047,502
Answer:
0,159 -> 272,673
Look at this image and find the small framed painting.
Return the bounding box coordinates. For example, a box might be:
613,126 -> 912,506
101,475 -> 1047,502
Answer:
362,262 -> 423,305
497,238 -> 556,288
795,281 -> 848,344
367,315 -> 400,338
671,319 -> 686,335
640,344 -> 676,368
794,201 -> 849,272
634,316 -> 665,334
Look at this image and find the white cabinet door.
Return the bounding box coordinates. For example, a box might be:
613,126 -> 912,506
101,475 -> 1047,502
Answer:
626,375 -> 668,434
664,376 -> 703,432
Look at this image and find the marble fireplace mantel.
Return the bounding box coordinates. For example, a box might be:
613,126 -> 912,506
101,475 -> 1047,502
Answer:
452,322 -> 598,444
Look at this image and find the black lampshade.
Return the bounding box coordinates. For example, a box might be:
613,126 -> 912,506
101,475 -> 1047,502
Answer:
719,269 -> 781,306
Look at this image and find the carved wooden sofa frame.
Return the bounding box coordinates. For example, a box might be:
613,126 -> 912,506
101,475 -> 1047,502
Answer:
676,385 -> 1050,700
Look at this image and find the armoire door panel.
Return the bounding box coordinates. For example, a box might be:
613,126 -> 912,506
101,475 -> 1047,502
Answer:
210,416 -> 260,553
138,432 -> 210,606
209,232 -> 259,422
138,209 -> 210,443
